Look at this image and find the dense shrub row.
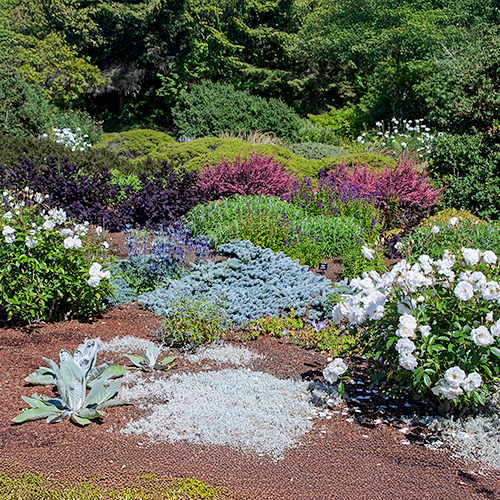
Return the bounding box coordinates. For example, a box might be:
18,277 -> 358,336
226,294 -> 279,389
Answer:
0,158 -> 207,231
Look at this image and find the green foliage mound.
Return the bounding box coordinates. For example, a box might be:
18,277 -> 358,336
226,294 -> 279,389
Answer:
330,153 -> 395,171
94,129 -> 176,172
0,134 -> 132,175
428,132 -> 500,221
0,64 -> 51,137
172,80 -> 301,142
163,137 -> 330,179
287,142 -> 348,160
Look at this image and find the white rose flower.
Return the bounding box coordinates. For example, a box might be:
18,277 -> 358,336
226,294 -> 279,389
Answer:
486,311 -> 494,322
482,281 -> 500,300
462,373 -> 482,391
442,384 -> 463,400
361,246 -> 375,260
2,225 -> 15,236
444,366 -> 466,387
448,217 -> 459,226
398,313 -> 417,331
95,226 -> 103,236
398,353 -> 418,370
394,241 -> 404,251
470,325 -> 495,346
43,219 -> 56,231
395,338 -> 416,354
419,325 -> 431,338
89,262 -> 103,277
431,226 -> 440,234
454,281 -> 474,301
87,276 -> 101,288
482,250 -> 497,265
462,248 -> 480,266
3,211 -> 12,220
102,241 -> 109,249
60,228 -> 74,237
323,358 -> 348,384
491,319 -> 500,336
25,236 -> 37,249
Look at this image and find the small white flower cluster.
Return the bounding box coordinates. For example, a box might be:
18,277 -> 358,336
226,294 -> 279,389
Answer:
323,358 -> 348,384
432,367 -> 482,400
87,262 -> 110,288
332,247 -> 500,396
357,118 -> 437,158
41,127 -> 92,152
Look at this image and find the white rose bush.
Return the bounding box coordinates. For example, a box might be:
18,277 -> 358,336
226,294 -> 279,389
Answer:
0,188 -> 112,323
331,247 -> 500,416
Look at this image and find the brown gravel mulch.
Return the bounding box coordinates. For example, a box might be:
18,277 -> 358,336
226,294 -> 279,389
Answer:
1,304 -> 500,500
1,233 -> 500,499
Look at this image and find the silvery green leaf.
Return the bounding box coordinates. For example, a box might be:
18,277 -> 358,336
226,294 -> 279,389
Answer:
96,398 -> 130,410
86,378 -> 121,408
43,357 -> 66,401
87,365 -> 127,387
66,377 -> 86,413
24,367 -> 55,386
46,412 -> 65,424
72,339 -> 98,377
85,372 -> 116,405
12,408 -> 60,423
70,415 -> 92,426
21,395 -> 52,409
124,354 -> 144,368
78,408 -> 104,420
143,342 -> 161,368
87,362 -> 112,382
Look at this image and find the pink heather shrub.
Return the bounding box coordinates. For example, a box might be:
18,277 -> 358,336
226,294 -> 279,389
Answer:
198,151 -> 297,199
327,158 -> 444,229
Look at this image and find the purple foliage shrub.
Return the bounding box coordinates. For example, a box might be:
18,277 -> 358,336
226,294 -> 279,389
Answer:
0,156 -> 132,230
198,151 -> 297,200
327,158 -> 444,229
0,158 -> 207,231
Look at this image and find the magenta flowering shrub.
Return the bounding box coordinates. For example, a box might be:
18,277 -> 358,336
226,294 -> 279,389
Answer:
198,151 -> 297,200
327,158 -> 444,229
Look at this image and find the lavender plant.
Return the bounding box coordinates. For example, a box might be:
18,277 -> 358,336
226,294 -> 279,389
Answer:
182,195 -> 367,270
112,224 -> 213,295
287,172 -> 382,244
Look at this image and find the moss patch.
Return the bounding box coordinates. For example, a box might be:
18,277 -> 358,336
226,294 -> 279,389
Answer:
0,472 -> 230,499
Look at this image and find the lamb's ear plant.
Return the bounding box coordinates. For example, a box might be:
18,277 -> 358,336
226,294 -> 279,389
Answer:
24,339 -> 126,387
13,346 -> 129,426
124,342 -> 175,371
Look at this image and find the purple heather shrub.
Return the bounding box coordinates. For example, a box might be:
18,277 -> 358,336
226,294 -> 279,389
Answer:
198,151 -> 297,200
327,157 -> 444,229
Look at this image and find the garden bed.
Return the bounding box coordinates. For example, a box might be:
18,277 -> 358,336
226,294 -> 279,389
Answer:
1,301 -> 500,499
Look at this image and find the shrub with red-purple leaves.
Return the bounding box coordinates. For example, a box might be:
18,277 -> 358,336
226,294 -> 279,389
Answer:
198,151 -> 297,200
327,158 -> 444,229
